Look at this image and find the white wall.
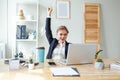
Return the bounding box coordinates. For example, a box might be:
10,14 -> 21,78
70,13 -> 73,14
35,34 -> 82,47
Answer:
0,0 -> 7,43
7,0 -> 16,58
0,0 -> 7,58
0,0 -> 120,58
39,0 -> 120,58
98,0 -> 120,58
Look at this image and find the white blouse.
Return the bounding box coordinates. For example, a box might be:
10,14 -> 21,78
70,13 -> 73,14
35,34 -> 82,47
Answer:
52,42 -> 65,59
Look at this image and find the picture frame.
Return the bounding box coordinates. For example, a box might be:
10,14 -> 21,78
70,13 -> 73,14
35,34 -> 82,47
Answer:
56,0 -> 70,19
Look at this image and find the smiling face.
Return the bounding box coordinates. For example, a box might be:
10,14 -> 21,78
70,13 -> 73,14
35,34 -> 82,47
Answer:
56,26 -> 69,43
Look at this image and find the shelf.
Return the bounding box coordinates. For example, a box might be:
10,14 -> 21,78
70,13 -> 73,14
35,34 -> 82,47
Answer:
16,20 -> 37,22
16,0 -> 38,4
16,39 -> 37,42
85,40 -> 99,43
16,20 -> 38,25
14,1 -> 39,58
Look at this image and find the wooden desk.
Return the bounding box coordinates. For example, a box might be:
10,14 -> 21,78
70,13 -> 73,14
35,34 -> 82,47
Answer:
0,58 -> 120,80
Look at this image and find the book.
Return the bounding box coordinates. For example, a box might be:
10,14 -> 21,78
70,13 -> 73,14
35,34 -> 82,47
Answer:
16,25 -> 22,39
16,25 -> 27,39
110,62 -> 120,69
50,67 -> 80,77
21,25 -> 26,39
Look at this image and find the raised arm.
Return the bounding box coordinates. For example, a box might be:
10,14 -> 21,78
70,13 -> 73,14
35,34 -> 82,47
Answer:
47,7 -> 52,17
45,7 -> 54,44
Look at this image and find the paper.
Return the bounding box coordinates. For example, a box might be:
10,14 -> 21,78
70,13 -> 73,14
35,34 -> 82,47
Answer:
50,67 -> 79,76
110,62 -> 120,69
9,59 -> 20,71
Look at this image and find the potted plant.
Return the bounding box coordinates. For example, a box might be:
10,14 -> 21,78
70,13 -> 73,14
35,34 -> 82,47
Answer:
14,53 -> 18,59
94,49 -> 104,69
28,57 -> 34,70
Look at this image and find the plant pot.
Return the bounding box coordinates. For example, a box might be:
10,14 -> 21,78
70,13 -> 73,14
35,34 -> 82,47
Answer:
28,64 -> 34,70
94,62 -> 104,69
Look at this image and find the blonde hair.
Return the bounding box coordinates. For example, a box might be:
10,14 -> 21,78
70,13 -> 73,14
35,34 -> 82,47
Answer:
56,25 -> 69,33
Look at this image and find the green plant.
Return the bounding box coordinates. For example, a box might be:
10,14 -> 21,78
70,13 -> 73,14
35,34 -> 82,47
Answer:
29,58 -> 33,64
95,49 -> 103,59
95,49 -> 103,62
19,52 -> 23,58
96,58 -> 103,62
14,53 -> 18,58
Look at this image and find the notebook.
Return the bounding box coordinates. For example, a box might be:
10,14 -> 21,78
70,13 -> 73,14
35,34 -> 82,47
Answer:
59,43 -> 97,65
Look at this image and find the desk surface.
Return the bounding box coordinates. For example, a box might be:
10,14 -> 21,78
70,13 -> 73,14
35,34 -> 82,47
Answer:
0,58 -> 120,80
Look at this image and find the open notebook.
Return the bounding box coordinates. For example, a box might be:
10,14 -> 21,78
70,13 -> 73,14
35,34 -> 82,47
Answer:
59,43 -> 97,65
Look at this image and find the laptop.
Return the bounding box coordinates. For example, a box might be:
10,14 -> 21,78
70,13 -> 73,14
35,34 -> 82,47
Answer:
59,43 -> 97,65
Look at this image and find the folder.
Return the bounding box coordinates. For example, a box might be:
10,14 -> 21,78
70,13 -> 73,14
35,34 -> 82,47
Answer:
50,67 -> 80,77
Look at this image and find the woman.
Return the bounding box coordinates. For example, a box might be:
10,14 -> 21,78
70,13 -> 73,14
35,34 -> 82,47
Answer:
45,7 -> 70,59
